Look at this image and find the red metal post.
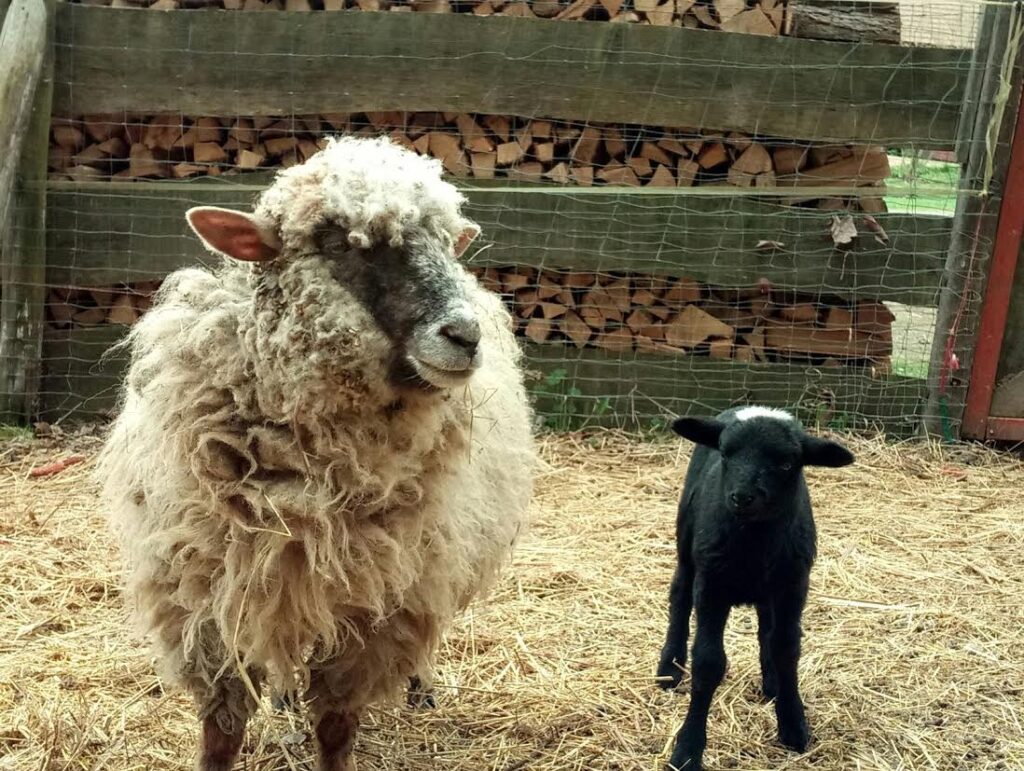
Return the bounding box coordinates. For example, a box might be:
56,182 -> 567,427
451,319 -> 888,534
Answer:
961,84 -> 1024,440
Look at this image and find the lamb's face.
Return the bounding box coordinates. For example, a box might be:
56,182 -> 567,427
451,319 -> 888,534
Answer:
315,224 -> 482,391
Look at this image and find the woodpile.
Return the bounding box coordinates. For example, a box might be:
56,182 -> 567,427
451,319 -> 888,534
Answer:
77,0 -> 901,43
49,112 -> 890,211
47,269 -> 895,372
78,0 -> 786,36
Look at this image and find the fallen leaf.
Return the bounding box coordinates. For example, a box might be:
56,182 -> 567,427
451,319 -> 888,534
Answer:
862,215 -> 889,243
755,239 -> 785,250
830,214 -> 858,246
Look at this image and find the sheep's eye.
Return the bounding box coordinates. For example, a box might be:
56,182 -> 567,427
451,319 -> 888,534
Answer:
319,229 -> 349,255
780,462 -> 794,472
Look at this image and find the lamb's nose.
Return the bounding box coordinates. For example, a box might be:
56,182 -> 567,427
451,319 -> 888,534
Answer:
439,315 -> 481,356
730,492 -> 754,508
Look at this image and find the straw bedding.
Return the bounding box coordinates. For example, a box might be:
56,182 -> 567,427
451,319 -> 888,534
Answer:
1,428 -> 1022,770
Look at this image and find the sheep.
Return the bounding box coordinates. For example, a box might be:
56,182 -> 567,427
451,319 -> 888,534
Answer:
656,406 -> 854,771
96,135 -> 535,771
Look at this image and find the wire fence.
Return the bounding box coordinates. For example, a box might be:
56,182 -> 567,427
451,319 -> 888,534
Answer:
6,0 -> 1021,436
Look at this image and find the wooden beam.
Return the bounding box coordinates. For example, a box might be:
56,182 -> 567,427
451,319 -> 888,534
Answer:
46,180 -> 952,306
52,5 -> 968,147
39,326 -> 925,436
0,0 -> 48,241
1,0 -> 53,423
924,4 -> 1023,439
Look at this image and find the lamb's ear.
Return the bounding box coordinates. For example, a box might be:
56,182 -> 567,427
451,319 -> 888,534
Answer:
185,207 -> 281,262
801,436 -> 854,468
453,223 -> 481,258
670,417 -> 725,448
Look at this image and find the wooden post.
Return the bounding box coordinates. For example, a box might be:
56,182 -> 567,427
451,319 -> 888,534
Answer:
0,0 -> 53,423
923,2 -> 1023,439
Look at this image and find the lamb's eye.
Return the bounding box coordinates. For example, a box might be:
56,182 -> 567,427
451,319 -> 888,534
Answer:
780,462 -> 793,472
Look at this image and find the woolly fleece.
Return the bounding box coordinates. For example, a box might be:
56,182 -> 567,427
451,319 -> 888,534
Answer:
96,136 -> 535,729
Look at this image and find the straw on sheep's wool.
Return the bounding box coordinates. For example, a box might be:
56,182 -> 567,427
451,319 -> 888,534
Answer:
1,430 -> 1022,770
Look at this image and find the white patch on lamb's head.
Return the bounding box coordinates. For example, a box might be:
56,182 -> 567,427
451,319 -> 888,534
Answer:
735,406 -> 795,423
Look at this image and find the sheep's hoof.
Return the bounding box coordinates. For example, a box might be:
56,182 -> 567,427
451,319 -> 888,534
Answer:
665,747 -> 702,770
406,676 -> 437,709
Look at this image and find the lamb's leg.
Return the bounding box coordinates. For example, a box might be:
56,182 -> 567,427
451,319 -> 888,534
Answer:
770,583 -> 810,753
407,674 -> 437,709
658,563 -> 694,690
667,598 -> 730,771
192,669 -> 262,771
756,602 -> 777,702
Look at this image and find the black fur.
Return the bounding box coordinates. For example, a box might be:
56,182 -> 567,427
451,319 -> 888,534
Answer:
658,407 -> 854,771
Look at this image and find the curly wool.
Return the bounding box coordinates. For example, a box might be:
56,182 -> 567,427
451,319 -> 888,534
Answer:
255,135 -> 473,255
96,138 -> 535,722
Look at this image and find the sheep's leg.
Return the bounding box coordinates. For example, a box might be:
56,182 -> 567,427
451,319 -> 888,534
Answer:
306,670 -> 360,771
769,585 -> 810,753
666,599 -> 729,771
756,602 -> 777,702
192,669 -> 262,771
314,709 -> 360,771
407,674 -> 437,709
657,563 -> 694,690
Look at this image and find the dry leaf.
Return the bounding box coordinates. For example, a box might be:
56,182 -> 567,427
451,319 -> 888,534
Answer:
862,214 -> 889,243
830,215 -> 857,246
755,240 -> 784,250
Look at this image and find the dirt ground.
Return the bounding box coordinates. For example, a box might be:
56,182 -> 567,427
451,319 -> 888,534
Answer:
1,429 -> 1022,771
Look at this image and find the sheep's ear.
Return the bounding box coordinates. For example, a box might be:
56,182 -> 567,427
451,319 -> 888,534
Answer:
670,417 -> 725,448
801,436 -> 854,468
185,206 -> 281,262
453,223 -> 481,258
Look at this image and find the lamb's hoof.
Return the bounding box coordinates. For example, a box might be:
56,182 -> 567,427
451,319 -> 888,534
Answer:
778,718 -> 810,753
656,658 -> 685,691
666,748 -> 702,770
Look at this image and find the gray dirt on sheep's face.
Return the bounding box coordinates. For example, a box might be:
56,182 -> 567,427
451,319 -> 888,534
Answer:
312,223 -> 481,392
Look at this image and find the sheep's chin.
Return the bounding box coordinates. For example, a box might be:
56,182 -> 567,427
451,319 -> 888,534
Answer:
408,356 -> 476,389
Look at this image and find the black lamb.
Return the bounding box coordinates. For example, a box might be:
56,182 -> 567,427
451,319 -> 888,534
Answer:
657,406 -> 854,771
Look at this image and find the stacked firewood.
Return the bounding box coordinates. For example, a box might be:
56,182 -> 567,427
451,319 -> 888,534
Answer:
49,112 -> 890,211
46,269 -> 895,371
76,0 -> 788,35
72,0 -> 903,44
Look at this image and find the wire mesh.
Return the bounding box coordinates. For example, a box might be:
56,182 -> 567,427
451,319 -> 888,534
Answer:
4,0 -> 1018,436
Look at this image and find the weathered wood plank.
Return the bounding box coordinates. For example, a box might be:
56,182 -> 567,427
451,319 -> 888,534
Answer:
1,0 -> 53,423
39,326 -> 925,435
525,344 -> 926,435
0,0 -> 48,241
52,5 -> 968,147
46,180 -> 952,306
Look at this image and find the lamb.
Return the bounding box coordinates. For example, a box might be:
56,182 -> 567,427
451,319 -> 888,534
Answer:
656,406 -> 854,771
96,135 -> 535,771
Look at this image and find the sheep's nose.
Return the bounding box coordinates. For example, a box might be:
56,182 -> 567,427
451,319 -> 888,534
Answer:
729,492 -> 754,508
440,315 -> 481,356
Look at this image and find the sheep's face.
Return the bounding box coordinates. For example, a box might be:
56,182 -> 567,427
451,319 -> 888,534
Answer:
184,206 -> 483,392
672,411 -> 854,519
313,225 -> 482,390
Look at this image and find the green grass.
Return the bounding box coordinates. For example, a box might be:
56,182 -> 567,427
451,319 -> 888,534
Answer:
884,154 -> 959,216
892,359 -> 930,379
0,425 -> 33,441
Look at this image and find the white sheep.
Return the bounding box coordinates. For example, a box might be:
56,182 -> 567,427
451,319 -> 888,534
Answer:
96,136 -> 535,771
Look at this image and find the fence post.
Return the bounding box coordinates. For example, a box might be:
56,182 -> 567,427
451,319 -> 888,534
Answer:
0,0 -> 53,424
924,1 -> 1024,439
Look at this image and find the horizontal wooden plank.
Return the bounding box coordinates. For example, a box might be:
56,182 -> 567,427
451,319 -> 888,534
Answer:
53,5 -> 968,147
46,180 -> 952,306
524,344 -> 926,436
39,327 -> 924,435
